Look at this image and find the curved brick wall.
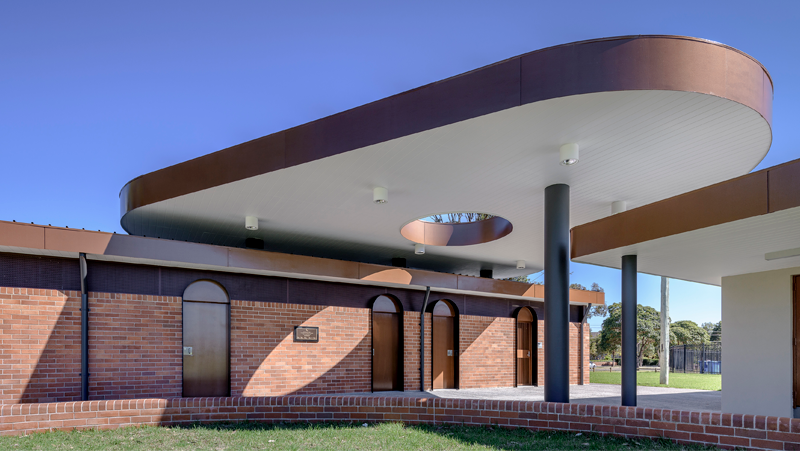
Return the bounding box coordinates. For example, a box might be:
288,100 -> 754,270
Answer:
2,396 -> 799,450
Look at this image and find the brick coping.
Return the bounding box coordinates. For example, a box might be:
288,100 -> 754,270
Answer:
1,396 -> 798,450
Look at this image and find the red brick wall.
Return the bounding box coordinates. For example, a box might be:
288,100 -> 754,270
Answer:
88,293 -> 182,400
570,322 -> 591,385
231,301 -> 371,396
0,288 -> 81,404
459,315 -> 514,389
3,396 -> 799,450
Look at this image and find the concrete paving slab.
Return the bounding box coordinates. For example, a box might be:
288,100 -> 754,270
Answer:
344,384 -> 720,412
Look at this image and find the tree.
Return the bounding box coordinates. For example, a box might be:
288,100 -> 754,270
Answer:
670,320 -> 709,345
430,213 -> 493,223
709,321 -> 722,342
700,322 -> 715,336
597,302 -> 661,367
502,275 -> 530,283
569,283 -> 587,290
590,282 -> 604,292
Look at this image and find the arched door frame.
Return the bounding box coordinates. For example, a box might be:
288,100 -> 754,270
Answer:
514,306 -> 539,387
370,294 -> 404,392
427,299 -> 459,389
182,279 -> 231,397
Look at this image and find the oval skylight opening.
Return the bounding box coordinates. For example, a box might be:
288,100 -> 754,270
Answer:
401,214 -> 512,246
418,212 -> 496,224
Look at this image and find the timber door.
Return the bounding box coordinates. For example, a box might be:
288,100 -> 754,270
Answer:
182,280 -> 230,397
372,295 -> 402,391
432,300 -> 457,389
517,322 -> 532,385
516,307 -> 537,386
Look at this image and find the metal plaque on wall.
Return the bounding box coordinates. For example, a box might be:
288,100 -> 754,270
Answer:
294,326 -> 319,343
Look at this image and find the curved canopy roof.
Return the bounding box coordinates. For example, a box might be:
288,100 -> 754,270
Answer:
120,35 -> 773,278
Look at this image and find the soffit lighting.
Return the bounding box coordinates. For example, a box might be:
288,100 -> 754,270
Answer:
415,243 -> 425,255
245,216 -> 259,230
373,187 -> 388,204
559,143 -> 580,166
516,260 -> 526,269
611,201 -> 627,215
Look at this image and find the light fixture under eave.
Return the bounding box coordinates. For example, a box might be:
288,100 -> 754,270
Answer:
611,201 -> 627,215
415,243 -> 425,255
373,187 -> 388,204
245,216 -> 259,230
516,260 -> 526,269
559,143 -> 580,166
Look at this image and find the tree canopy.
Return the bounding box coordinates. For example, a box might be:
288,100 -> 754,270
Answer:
596,303 -> 662,366
670,320 -> 709,345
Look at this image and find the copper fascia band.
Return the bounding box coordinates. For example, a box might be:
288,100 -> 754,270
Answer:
0,220 -> 605,305
571,158 -> 800,259
119,35 -> 773,224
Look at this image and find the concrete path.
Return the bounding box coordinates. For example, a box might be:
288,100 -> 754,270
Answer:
345,384 -> 721,412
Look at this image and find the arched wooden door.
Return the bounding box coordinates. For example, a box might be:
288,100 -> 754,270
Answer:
516,307 -> 537,386
431,300 -> 457,389
372,295 -> 402,391
182,280 -> 230,397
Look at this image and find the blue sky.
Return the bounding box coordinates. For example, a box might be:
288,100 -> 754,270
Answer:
1,1 -> 798,330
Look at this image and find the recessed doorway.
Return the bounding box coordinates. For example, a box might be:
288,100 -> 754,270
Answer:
431,299 -> 458,389
516,307 -> 538,386
372,294 -> 403,391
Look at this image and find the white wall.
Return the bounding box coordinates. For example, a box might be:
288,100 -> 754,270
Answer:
721,266 -> 800,417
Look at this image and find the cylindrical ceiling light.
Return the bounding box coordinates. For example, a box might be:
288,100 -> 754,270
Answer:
414,243 -> 425,255
559,143 -> 580,166
516,260 -> 526,270
611,201 -> 627,215
373,187 -> 388,204
245,216 -> 259,230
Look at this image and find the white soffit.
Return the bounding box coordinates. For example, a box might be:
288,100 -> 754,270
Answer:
122,90 -> 771,277
572,206 -> 800,286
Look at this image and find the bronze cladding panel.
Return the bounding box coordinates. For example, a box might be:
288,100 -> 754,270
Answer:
517,322 -> 532,386
121,36 -> 772,218
183,301 -> 229,397
769,159 -> 800,213
432,316 -> 455,389
571,170 -> 769,259
372,312 -> 400,391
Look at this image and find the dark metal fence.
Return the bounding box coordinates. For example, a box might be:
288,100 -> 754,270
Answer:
669,343 -> 721,374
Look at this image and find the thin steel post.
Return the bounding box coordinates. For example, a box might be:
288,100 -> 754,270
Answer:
79,253 -> 89,401
621,254 -> 637,407
544,184 -> 570,403
579,303 -> 592,385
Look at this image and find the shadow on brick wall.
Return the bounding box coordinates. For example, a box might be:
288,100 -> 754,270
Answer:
15,291 -> 81,404
232,304 -> 372,397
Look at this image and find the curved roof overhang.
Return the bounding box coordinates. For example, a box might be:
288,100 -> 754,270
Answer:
571,158 -> 800,285
119,35 -> 773,277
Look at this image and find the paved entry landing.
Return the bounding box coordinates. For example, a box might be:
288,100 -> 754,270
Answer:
346,385 -> 720,412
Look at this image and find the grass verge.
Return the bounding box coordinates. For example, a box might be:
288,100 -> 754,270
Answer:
590,370 -> 721,391
0,421 -> 716,450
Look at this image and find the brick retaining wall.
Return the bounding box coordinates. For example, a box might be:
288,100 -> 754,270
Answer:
2,396 -> 800,450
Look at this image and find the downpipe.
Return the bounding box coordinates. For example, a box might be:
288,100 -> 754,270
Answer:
420,286 -> 430,392
579,303 -> 592,385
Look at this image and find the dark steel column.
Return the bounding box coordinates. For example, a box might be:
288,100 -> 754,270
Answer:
621,254 -> 637,407
79,253 -> 89,401
544,183 -> 570,403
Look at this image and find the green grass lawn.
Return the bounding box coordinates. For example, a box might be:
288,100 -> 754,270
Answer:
590,371 -> 721,391
0,421 -> 716,450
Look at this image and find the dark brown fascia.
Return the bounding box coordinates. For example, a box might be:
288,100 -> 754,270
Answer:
571,158 -> 800,259
0,220 -> 604,305
120,35 -> 773,224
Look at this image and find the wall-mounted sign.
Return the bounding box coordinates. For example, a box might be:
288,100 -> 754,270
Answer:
294,326 -> 319,343
537,342 -> 543,349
